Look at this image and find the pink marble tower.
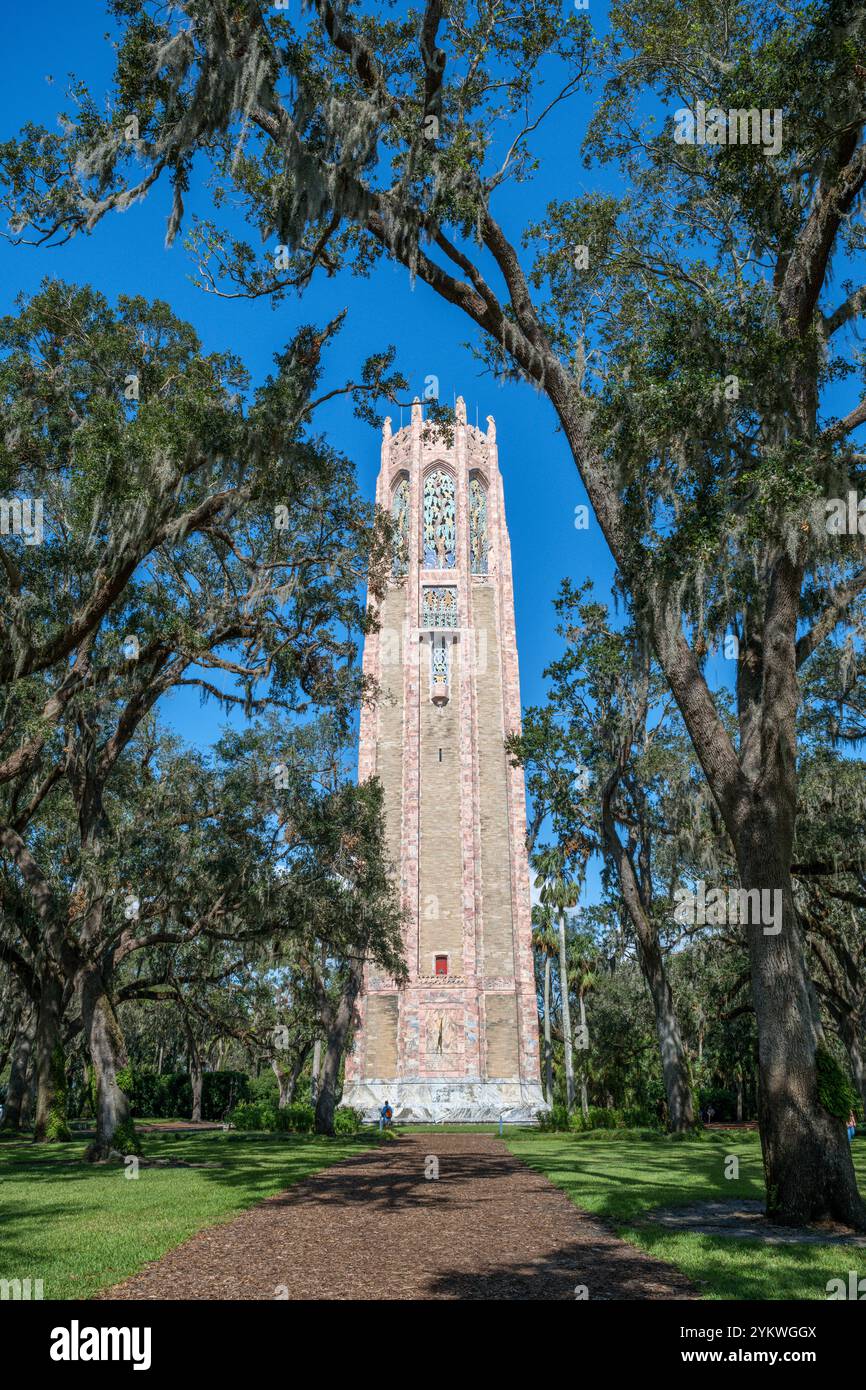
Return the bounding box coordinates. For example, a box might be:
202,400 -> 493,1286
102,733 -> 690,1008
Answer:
342,397 -> 546,1122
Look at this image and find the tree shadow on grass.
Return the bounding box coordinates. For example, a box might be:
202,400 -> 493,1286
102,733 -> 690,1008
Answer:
425,1237 -> 698,1300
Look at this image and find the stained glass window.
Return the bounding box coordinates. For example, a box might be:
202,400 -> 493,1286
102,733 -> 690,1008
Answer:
391,476 -> 409,576
431,634 -> 449,701
422,586 -> 457,628
423,469 -> 456,568
469,475 -> 488,575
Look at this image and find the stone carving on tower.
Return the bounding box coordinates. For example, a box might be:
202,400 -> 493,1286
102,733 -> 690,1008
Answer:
341,396 -> 547,1122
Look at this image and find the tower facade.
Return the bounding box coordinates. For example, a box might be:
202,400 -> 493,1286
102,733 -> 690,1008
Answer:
342,397 -> 546,1122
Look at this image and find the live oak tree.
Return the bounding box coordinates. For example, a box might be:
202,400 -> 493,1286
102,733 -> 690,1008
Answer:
5,0 -> 866,1221
795,748 -> 866,1111
513,583 -> 699,1132
218,714 -> 406,1134
0,281 -> 397,1154
2,707 -> 405,1141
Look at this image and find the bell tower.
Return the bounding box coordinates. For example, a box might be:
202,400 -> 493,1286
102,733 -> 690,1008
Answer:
342,397 -> 546,1122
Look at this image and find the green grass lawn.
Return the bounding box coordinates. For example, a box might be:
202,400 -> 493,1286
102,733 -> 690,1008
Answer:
6,1121 -> 864,1302
0,1127 -> 379,1300
506,1129 -> 866,1300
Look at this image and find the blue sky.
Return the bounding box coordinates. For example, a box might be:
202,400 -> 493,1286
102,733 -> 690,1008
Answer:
0,3 -> 615,754
1,2 -> 860,909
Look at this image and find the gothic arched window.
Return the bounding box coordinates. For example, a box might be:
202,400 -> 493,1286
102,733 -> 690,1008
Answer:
423,469 -> 456,569
391,475 -> 409,576
469,475 -> 488,575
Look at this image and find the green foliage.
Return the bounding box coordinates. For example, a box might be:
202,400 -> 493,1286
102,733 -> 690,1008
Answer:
231,1099 -> 321,1133
816,1045 -> 859,1121
203,1072 -> 251,1121
537,1103 -> 654,1133
231,1101 -> 278,1132
111,1117 -> 143,1157
45,1045 -> 70,1143
537,1103 -> 572,1131
248,1071 -> 281,1103
697,1086 -> 739,1121
110,1066 -> 251,1120
333,1107 -> 364,1135
273,1103 -> 315,1134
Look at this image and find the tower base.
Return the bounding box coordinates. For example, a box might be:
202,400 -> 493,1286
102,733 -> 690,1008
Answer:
340,1079 -> 549,1125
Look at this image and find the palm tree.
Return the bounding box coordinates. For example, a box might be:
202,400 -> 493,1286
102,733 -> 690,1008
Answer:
568,936 -> 599,1119
531,903 -> 558,1105
533,847 -> 582,1111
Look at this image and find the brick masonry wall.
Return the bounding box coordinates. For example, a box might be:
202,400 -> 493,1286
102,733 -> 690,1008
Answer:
346,401 -> 543,1103
419,640 -> 464,974
472,585 -> 516,979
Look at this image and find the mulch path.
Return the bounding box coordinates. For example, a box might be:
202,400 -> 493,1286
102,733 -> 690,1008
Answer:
97,1133 -> 697,1301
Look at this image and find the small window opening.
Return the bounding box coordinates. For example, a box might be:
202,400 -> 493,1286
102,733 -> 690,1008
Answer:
434,955 -> 448,976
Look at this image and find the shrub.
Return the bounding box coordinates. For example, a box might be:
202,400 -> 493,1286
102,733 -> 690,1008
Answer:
537,1104 -> 571,1131
585,1106 -> 623,1130
334,1106 -> 363,1134
106,1068 -> 251,1120
537,1105 -> 631,1133
230,1099 -> 320,1133
231,1101 -> 278,1131
622,1106 -> 662,1130
273,1102 -> 315,1134
116,1065 -> 164,1118
249,1071 -> 281,1103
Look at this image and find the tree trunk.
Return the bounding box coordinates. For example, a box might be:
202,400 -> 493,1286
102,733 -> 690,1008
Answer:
315,968 -> 361,1135
558,910 -> 575,1111
578,994 -> 590,1120
272,1057 -> 291,1108
3,1005 -> 36,1130
77,963 -> 138,1159
643,944 -> 695,1133
542,954 -> 553,1105
273,1044 -> 311,1108
552,377 -> 864,1222
600,787 -> 694,1132
33,973 -> 68,1142
190,1055 -> 203,1123
310,1038 -> 322,1106
736,1074 -> 744,1123
739,819 -> 866,1227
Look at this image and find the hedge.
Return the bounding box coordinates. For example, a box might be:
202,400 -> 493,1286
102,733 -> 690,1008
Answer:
112,1067 -> 251,1120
